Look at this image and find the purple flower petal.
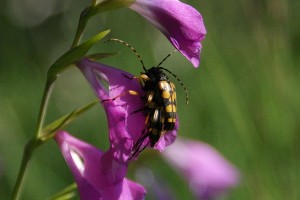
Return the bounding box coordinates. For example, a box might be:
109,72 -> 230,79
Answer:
77,59 -> 177,161
162,138 -> 239,200
129,0 -> 206,67
55,130 -> 146,200
135,168 -> 176,200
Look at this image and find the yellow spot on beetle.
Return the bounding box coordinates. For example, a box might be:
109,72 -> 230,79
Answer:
158,81 -> 171,91
162,91 -> 171,98
171,91 -> 176,100
141,74 -> 150,81
167,118 -> 176,122
170,82 -> 175,89
166,105 -> 176,112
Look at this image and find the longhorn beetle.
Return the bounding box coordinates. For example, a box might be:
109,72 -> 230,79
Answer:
103,38 -> 188,158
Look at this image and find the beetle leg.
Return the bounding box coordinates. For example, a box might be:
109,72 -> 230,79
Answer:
130,139 -> 150,160
101,90 -> 140,103
129,114 -> 151,159
122,73 -> 144,84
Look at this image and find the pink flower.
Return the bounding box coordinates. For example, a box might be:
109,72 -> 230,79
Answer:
162,138 -> 239,200
129,0 -> 206,67
76,59 -> 177,162
55,131 -> 146,200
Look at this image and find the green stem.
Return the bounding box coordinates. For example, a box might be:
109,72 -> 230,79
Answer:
11,80 -> 55,200
71,7 -> 92,48
11,139 -> 37,200
35,80 -> 55,138
11,4 -> 93,199
91,0 -> 97,6
71,4 -> 98,48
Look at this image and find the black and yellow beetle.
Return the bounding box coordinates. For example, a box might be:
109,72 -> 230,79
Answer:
104,38 -> 188,157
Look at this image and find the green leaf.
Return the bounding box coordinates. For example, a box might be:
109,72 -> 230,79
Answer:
40,100 -> 98,142
47,183 -> 77,200
86,52 -> 119,61
48,30 -> 110,82
94,0 -> 135,13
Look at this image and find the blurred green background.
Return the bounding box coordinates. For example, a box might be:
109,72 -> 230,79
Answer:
0,0 -> 299,199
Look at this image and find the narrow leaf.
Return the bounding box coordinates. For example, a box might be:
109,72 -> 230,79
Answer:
48,30 -> 110,81
40,100 -> 99,141
94,0 -> 135,13
86,52 -> 119,61
47,183 -> 78,200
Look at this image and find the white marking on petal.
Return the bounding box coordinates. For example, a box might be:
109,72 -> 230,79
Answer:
94,70 -> 109,92
70,149 -> 85,175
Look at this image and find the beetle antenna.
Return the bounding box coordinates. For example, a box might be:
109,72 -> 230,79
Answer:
159,67 -> 189,104
156,49 -> 177,68
105,38 -> 147,71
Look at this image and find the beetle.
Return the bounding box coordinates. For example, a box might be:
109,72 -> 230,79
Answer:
103,38 -> 188,158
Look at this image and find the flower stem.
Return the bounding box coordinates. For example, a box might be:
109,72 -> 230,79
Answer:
11,5 -> 92,199
91,0 -> 97,6
35,80 -> 55,138
11,80 -> 55,200
11,141 -> 32,200
71,7 -> 92,48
